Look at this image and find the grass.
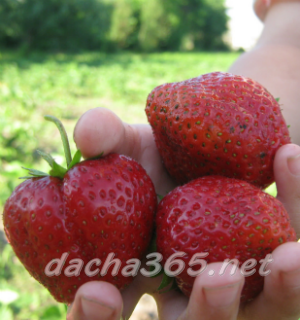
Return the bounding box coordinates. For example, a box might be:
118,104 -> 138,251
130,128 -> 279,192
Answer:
0,50 -> 243,320
0,50 -> 240,122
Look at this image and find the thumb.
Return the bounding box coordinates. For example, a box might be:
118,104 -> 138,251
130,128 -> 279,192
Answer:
67,281 -> 123,320
274,143 -> 300,237
73,107 -> 142,160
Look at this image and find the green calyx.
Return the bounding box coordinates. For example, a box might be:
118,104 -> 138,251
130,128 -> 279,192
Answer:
20,115 -> 82,180
148,233 -> 177,293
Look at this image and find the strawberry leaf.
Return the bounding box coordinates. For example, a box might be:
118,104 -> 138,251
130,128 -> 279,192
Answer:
161,278 -> 179,293
37,150 -> 67,179
19,176 -> 38,179
275,97 -> 280,102
20,167 -> 49,179
37,150 -> 55,168
157,194 -> 164,201
49,161 -> 67,179
67,150 -> 82,170
148,232 -> 165,277
158,272 -> 175,291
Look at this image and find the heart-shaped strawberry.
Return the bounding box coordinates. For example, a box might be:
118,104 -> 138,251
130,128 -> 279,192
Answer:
3,116 -> 157,303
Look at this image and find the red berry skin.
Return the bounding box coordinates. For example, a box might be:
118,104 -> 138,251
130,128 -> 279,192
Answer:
145,72 -> 291,188
156,176 -> 296,302
3,153 -> 157,303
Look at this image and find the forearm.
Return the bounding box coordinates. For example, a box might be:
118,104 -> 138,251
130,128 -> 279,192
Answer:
228,2 -> 300,145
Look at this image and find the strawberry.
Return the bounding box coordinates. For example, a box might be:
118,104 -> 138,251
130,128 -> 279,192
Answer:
3,116 -> 157,304
145,72 -> 291,188
156,175 -> 296,302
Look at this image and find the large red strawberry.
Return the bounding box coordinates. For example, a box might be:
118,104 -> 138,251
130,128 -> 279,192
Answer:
156,175 -> 297,302
145,72 -> 290,188
3,116 -> 157,304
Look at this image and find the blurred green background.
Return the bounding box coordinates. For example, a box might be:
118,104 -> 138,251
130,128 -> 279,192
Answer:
0,0 -> 276,319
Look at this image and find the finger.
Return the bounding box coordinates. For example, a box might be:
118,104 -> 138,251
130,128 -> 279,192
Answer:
239,242 -> 300,320
178,263 -> 244,320
155,263 -> 244,320
67,281 -> 123,320
67,263 -> 167,320
73,107 -> 143,160
274,143 -> 300,236
73,107 -> 177,195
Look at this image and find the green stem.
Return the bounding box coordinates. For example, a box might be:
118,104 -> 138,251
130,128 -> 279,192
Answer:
44,115 -> 72,167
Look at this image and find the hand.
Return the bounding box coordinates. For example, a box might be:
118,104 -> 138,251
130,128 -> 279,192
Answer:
67,107 -> 300,320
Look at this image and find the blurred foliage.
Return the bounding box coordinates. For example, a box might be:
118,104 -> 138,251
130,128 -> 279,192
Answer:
265,183 -> 277,198
139,0 -> 229,51
0,0 -> 113,51
0,0 -> 229,52
138,0 -> 179,52
109,0 -> 141,50
0,50 -> 239,319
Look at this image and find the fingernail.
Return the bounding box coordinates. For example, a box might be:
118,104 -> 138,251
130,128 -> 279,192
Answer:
203,281 -> 242,307
81,296 -> 115,319
281,267 -> 300,288
287,154 -> 300,176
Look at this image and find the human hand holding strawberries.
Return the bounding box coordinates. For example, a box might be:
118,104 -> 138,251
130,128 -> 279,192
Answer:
67,106 -> 300,320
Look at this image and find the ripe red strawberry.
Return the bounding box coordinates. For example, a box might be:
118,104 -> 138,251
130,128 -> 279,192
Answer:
3,116 -> 157,304
156,175 -> 296,302
145,72 -> 290,188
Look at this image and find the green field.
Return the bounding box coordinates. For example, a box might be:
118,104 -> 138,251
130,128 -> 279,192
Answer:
0,51 -> 241,209
1,50 -> 244,319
